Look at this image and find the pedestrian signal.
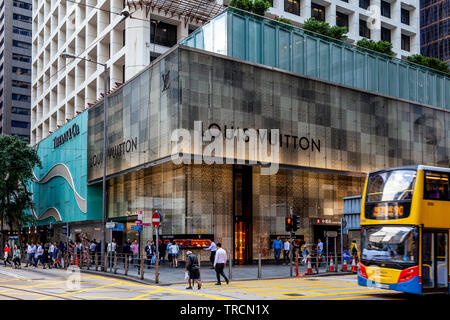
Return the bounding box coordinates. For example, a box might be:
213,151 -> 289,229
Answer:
285,216 -> 293,232
292,215 -> 300,232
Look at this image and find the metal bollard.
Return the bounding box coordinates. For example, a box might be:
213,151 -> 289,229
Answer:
95,252 -> 98,271
113,254 -> 117,274
140,256 -> 144,280
258,254 -> 262,279
104,254 -> 107,272
228,253 -> 232,280
125,254 -> 128,276
198,251 -> 201,268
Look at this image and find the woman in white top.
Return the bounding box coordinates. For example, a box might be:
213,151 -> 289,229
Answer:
170,241 -> 180,268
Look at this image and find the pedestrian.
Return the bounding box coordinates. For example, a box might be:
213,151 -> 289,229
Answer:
213,243 -> 229,285
158,240 -> 166,264
89,239 -> 97,264
25,243 -> 32,267
311,244 -> 319,273
350,240 -> 359,263
107,238 -> 117,268
30,242 -> 36,267
3,244 -> 12,267
272,236 -> 283,265
42,243 -> 50,269
283,239 -> 290,265
53,242 -> 61,268
131,239 -> 139,268
144,241 -> 153,268
123,238 -> 132,265
317,239 -> 324,266
204,240 -> 217,269
34,243 -> 43,268
301,244 -> 308,265
185,250 -> 201,290
12,244 -> 21,269
167,240 -> 173,266
48,242 -> 55,268
170,241 -> 180,268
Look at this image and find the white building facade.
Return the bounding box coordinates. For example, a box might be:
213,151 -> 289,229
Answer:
221,0 -> 420,58
31,0 -> 223,145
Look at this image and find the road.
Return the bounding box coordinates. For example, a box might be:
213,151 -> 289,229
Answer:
0,265 -> 408,300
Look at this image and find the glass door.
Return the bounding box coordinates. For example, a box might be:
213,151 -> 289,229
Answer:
422,230 -> 449,291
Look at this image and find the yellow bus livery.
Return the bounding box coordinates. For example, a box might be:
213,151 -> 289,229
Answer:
359,165 -> 450,295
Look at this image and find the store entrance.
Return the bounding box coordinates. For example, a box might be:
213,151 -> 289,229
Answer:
233,165 -> 253,265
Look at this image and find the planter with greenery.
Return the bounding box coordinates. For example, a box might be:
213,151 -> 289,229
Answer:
407,54 -> 449,74
356,38 -> 395,57
301,18 -> 348,42
229,0 -> 271,16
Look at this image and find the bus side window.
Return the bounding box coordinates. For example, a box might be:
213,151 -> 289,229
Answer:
424,172 -> 450,201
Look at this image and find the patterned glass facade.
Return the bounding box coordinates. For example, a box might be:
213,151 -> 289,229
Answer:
87,46 -> 450,261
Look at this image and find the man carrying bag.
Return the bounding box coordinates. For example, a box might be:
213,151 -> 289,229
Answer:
185,251 -> 201,290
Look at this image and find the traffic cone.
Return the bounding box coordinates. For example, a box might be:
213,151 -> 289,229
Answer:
342,258 -> 348,272
307,257 -> 313,274
75,254 -> 79,266
328,256 -> 335,272
351,255 -> 357,272
295,258 -> 299,277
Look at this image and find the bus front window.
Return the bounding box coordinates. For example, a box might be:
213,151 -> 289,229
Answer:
361,226 -> 418,269
366,170 -> 416,203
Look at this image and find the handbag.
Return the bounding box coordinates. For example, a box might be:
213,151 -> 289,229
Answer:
184,271 -> 189,280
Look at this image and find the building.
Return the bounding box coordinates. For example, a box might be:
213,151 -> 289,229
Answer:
30,0 -> 223,145
420,0 -> 449,62
220,0 -> 420,58
28,7 -> 449,263
0,0 -> 32,142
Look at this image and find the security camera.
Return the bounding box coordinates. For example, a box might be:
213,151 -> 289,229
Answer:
121,7 -> 131,18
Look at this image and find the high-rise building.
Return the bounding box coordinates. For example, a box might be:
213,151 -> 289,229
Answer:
420,0 -> 449,62
31,0 -> 223,145
0,0 -> 32,142
221,0 -> 421,58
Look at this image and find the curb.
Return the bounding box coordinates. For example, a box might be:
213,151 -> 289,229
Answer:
79,268 -> 356,286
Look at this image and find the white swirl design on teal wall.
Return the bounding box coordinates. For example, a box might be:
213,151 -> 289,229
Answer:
33,163 -> 87,214
31,207 -> 62,222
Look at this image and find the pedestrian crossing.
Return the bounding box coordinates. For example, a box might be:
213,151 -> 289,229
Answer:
182,275 -> 402,300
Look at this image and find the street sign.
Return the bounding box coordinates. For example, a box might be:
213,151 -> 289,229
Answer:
8,236 -> 18,240
106,222 -> 116,229
138,210 -> 143,221
326,231 -> 338,237
343,250 -> 351,261
131,225 -> 143,233
112,223 -> 124,231
152,210 -> 162,228
136,221 -> 150,226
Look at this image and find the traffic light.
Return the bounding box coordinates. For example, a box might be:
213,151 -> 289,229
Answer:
62,225 -> 69,236
285,216 -> 293,232
292,215 -> 300,232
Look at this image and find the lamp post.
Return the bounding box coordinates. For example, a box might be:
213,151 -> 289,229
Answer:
61,52 -> 108,270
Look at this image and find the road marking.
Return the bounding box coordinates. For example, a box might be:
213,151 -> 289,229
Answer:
239,283 -> 357,293
38,282 -> 121,300
129,289 -> 163,300
276,289 -> 392,299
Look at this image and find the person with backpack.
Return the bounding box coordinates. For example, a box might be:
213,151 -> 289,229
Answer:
185,250 -> 201,290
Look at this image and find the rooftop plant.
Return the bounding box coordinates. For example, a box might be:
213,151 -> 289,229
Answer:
407,54 -> 449,74
302,18 -> 348,41
229,0 -> 271,16
356,38 -> 395,57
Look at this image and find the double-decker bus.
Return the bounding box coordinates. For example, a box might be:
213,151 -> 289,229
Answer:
358,165 -> 450,295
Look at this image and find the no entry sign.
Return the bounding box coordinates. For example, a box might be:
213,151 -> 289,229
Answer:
152,210 -> 162,228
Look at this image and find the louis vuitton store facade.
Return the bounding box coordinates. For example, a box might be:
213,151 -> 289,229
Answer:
86,45 -> 450,263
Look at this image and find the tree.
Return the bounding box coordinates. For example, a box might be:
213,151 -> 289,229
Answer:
407,54 -> 449,74
229,0 -> 271,16
0,135 -> 41,248
302,18 -> 348,41
356,38 -> 395,57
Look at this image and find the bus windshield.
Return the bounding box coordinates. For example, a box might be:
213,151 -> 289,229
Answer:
366,170 -> 416,203
361,226 -> 418,269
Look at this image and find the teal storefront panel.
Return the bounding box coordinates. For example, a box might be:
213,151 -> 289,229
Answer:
181,8 -> 450,110
29,111 -> 101,226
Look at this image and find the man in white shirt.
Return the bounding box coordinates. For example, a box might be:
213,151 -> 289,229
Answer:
213,243 -> 229,285
25,243 -> 32,267
107,239 -> 117,269
283,240 -> 290,265
204,240 -> 217,269
49,242 -> 55,268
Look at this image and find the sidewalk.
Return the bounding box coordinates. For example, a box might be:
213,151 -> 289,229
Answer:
79,260 -> 355,285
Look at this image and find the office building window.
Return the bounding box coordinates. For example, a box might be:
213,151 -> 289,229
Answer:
13,40 -> 32,50
11,107 -> 30,115
381,27 -> 391,43
359,19 -> 371,38
12,80 -> 30,89
11,120 -> 30,128
13,1 -> 32,10
13,13 -> 32,23
12,67 -> 31,75
285,0 -> 300,16
401,34 -> 410,51
12,53 -> 32,63
401,8 -> 410,25
13,27 -> 32,37
336,12 -> 349,29
311,3 -> 326,21
359,0 -> 370,9
381,1 -> 391,18
12,94 -> 31,102
151,20 -> 177,48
